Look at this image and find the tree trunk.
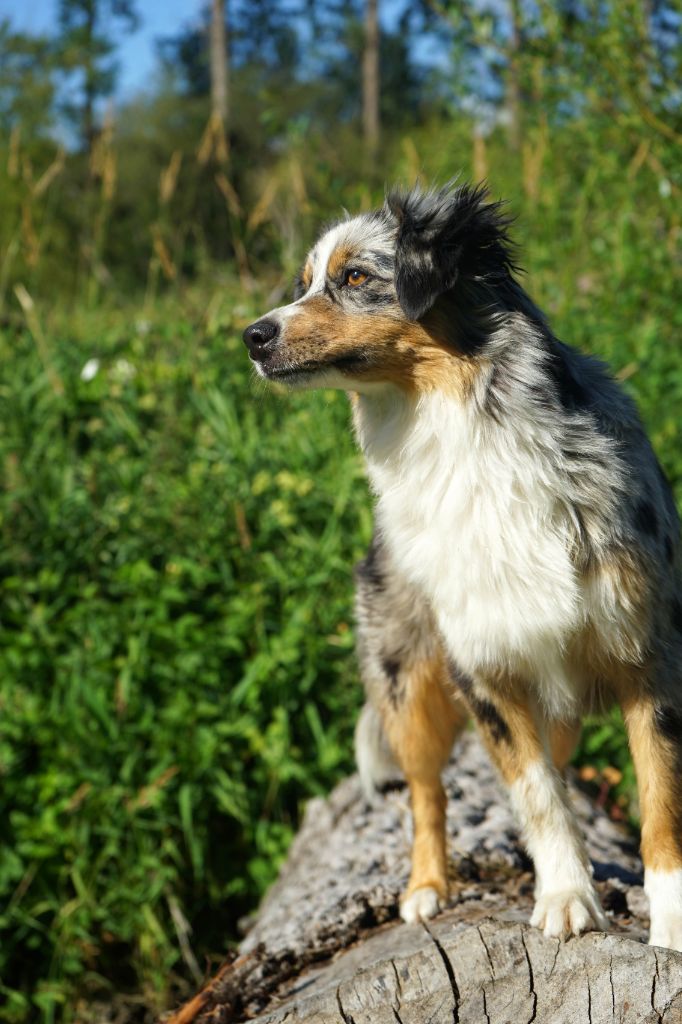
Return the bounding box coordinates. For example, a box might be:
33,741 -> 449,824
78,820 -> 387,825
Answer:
83,0 -> 97,153
167,733 -> 682,1024
362,0 -> 380,161
210,0 -> 229,130
506,0 -> 522,152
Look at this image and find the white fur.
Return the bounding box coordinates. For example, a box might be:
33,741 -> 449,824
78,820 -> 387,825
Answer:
347,320 -> 613,939
308,217 -> 396,295
355,384 -> 586,717
530,890 -> 606,939
510,762 -> 607,938
309,222 -> 348,293
400,886 -> 442,923
645,868 -> 682,951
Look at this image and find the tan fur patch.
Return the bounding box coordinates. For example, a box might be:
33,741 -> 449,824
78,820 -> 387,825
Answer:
474,686 -> 545,785
598,547 -> 650,618
281,296 -> 483,398
549,719 -> 582,773
381,653 -> 468,898
622,697 -> 682,872
327,244 -> 357,280
301,261 -> 312,290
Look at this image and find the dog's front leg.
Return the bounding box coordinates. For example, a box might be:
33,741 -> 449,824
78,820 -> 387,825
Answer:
355,650 -> 467,923
381,657 -> 468,923
459,678 -> 608,940
355,535 -> 468,922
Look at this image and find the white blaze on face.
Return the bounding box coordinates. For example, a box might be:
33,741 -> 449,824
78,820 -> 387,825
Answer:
307,222 -> 350,295
305,215 -> 396,299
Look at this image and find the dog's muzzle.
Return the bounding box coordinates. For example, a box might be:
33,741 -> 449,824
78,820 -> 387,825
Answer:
243,318 -> 280,362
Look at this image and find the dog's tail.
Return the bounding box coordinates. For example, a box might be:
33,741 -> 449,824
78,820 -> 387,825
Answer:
354,702 -> 402,800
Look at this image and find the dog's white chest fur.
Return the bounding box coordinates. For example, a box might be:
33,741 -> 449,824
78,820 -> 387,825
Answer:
356,390 -> 583,708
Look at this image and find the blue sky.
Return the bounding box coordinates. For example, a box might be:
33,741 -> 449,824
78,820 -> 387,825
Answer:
0,0 -> 208,97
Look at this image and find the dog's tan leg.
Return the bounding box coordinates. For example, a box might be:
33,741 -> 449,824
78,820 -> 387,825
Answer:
622,694 -> 682,950
354,533 -> 467,922
459,679 -> 606,939
549,719 -> 581,774
381,654 -> 467,923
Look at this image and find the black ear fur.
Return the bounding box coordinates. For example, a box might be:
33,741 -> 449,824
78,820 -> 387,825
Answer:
386,182 -> 516,321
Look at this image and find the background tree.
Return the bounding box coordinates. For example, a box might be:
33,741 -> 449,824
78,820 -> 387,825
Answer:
57,0 -> 139,150
507,0 -> 522,150
362,0 -> 380,160
209,0 -> 229,163
0,22 -> 56,139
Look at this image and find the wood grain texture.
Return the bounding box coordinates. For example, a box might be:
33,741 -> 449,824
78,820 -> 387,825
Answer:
166,733 -> 682,1024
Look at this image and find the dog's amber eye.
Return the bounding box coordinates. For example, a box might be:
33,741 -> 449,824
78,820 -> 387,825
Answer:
345,269 -> 368,287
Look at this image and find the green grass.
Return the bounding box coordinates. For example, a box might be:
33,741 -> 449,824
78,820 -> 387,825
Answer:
1,131 -> 681,1020
0,288 -> 373,1019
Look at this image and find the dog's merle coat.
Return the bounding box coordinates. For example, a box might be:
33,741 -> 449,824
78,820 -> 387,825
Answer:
244,183 -> 682,950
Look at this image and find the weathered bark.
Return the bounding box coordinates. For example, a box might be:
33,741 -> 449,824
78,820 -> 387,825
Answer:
362,0 -> 380,160
168,734 -> 682,1024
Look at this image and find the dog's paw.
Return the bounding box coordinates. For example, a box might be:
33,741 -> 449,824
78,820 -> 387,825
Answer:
400,886 -> 442,924
647,868 -> 682,952
530,889 -> 608,940
649,915 -> 682,952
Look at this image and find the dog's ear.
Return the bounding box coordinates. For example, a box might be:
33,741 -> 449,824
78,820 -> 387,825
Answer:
386,183 -> 514,321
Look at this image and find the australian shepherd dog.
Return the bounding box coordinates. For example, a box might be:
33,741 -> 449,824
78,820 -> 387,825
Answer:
243,183 -> 682,950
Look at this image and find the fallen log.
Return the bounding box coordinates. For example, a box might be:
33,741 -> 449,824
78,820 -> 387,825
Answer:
167,733 -> 682,1024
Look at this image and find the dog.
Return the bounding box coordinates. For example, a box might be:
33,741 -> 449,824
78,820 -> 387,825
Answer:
243,182 -> 682,950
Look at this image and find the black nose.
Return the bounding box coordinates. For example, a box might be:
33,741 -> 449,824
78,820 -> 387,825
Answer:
243,319 -> 279,360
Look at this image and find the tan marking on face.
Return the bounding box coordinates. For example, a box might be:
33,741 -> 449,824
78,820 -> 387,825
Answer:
280,296 -> 484,398
381,651 -> 468,899
622,696 -> 682,873
301,261 -> 313,290
326,243 -> 358,280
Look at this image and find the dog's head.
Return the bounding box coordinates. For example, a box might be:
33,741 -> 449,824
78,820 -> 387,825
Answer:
243,182 -> 518,394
